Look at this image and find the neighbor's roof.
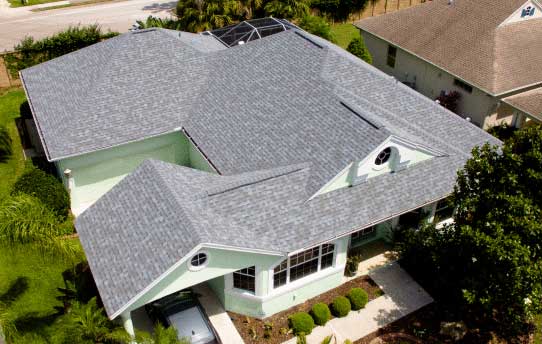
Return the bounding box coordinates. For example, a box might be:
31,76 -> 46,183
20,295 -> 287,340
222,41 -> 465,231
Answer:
503,87 -> 542,121
355,0 -> 542,95
71,27 -> 499,319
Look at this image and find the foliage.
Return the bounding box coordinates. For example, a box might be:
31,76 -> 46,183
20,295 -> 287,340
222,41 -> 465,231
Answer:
136,16 -> 184,30
311,302 -> 331,325
52,297 -> 129,344
12,167 -> 70,219
0,301 -> 17,342
0,195 -> 80,261
311,0 -> 368,21
288,312 -> 315,335
175,0 -> 240,32
435,90 -> 461,114
331,296 -> 351,317
135,323 -> 189,344
0,89 -> 26,200
347,36 -> 372,64
0,125 -> 12,162
344,251 -> 361,277
321,335 -> 334,344
346,288 -> 368,310
487,122 -> 518,142
343,340 -> 352,344
264,0 -> 309,19
298,15 -> 336,43
397,126 -> 542,337
4,25 -> 118,76
296,332 -> 307,344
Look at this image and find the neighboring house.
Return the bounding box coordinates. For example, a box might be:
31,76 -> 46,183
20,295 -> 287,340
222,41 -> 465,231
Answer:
20,19 -> 497,337
355,0 -> 542,129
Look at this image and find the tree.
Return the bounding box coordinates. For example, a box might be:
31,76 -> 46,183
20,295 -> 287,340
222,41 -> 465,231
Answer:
0,125 -> 12,163
0,195 -> 81,261
175,0 -> 240,32
136,16 -> 184,30
397,126 -> 542,337
54,297 -> 129,344
264,0 -> 309,19
310,0 -> 368,22
347,36 -> 372,64
298,15 -> 336,42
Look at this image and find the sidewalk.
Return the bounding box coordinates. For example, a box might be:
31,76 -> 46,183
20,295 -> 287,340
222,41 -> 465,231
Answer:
283,262 -> 433,344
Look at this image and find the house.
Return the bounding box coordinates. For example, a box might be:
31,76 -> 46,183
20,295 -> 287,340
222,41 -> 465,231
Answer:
355,0 -> 542,129
20,19 -> 498,337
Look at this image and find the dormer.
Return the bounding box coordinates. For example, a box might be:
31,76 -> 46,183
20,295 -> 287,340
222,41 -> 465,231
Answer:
500,0 -> 542,26
312,136 -> 446,197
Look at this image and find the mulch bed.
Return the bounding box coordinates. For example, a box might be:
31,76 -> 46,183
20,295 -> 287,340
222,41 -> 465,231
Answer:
354,303 -> 533,344
228,275 -> 383,344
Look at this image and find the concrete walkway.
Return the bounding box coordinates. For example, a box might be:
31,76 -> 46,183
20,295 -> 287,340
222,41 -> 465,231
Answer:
283,263 -> 433,344
193,284 -> 245,344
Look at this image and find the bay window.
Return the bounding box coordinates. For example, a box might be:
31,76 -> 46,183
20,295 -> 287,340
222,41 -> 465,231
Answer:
233,266 -> 255,293
272,243 -> 335,289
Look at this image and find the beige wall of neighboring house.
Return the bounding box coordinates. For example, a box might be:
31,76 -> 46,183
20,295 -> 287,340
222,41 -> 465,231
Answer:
361,31 -> 499,128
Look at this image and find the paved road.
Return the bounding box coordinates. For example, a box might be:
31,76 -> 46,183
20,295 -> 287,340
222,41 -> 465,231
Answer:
0,0 -> 175,51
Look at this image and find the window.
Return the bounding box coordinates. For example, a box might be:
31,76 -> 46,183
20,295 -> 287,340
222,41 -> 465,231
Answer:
190,252 -> 207,268
521,5 -> 535,17
320,243 -> 335,270
351,226 -> 376,245
289,247 -> 319,282
453,78 -> 473,93
434,198 -> 454,223
387,45 -> 397,68
233,266 -> 255,293
375,147 -> 392,165
272,243 -> 335,288
273,260 -> 288,288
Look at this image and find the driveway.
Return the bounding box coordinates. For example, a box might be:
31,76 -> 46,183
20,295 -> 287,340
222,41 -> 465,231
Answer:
0,0 -> 175,51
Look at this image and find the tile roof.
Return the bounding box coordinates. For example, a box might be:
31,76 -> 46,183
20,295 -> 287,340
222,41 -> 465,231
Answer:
355,0 -> 542,95
41,27 -> 498,318
503,87 -> 542,121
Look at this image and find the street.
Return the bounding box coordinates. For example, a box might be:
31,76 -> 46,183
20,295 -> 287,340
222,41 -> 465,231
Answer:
0,0 -> 175,51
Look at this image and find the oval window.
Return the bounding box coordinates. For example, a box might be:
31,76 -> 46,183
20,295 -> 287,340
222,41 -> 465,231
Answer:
375,147 -> 392,166
190,253 -> 208,267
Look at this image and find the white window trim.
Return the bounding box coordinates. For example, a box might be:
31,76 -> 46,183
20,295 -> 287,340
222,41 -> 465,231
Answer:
187,250 -> 210,272
268,242 -> 338,294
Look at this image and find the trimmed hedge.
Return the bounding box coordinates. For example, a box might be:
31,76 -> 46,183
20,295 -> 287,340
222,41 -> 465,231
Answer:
331,296 -> 351,318
12,168 -> 70,219
288,312 -> 315,335
311,302 -> 331,326
347,288 -> 369,310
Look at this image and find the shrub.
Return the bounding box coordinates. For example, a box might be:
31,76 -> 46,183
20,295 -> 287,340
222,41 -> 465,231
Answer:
4,25 -> 118,76
347,37 -> 372,64
298,15 -> 336,43
311,302 -> 331,326
347,288 -> 368,310
332,296 -> 351,318
12,168 -> 70,219
288,312 -> 315,335
344,253 -> 362,277
296,332 -> 307,344
0,125 -> 12,162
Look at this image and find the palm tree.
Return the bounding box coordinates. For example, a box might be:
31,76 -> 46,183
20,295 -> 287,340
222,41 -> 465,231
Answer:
0,195 -> 81,261
56,297 -> 129,344
136,16 -> 184,30
264,0 -> 309,20
239,0 -> 262,19
176,0 -> 240,33
136,323 -> 190,344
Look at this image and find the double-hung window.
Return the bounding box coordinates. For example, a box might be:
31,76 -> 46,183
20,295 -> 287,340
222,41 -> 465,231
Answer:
233,266 -> 255,293
350,226 -> 376,245
272,243 -> 336,289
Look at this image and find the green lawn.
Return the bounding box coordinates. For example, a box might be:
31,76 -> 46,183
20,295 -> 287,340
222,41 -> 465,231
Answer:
0,88 -> 27,200
330,22 -> 360,49
8,0 -> 63,8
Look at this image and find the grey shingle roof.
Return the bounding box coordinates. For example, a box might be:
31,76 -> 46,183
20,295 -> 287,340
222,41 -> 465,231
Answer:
355,0 -> 542,95
67,27 -> 501,319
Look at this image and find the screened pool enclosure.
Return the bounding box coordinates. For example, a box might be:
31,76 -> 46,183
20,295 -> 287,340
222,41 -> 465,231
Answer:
204,18 -> 297,47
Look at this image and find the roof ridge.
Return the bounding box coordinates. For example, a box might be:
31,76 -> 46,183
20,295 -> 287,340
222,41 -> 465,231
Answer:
206,163 -> 311,196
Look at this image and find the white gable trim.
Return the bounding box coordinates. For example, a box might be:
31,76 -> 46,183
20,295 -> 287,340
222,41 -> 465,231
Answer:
109,243 -> 283,320
499,0 -> 542,27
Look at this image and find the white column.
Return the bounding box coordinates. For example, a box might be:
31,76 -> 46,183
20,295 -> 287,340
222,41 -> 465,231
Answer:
120,311 -> 135,338
426,202 -> 438,224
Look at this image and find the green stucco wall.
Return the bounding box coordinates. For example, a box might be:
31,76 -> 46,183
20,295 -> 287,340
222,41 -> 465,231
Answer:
57,131 -> 214,215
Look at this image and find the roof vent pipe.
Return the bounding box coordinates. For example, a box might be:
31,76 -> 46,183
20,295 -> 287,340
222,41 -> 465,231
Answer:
448,0 -> 454,5
238,41 -> 245,45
